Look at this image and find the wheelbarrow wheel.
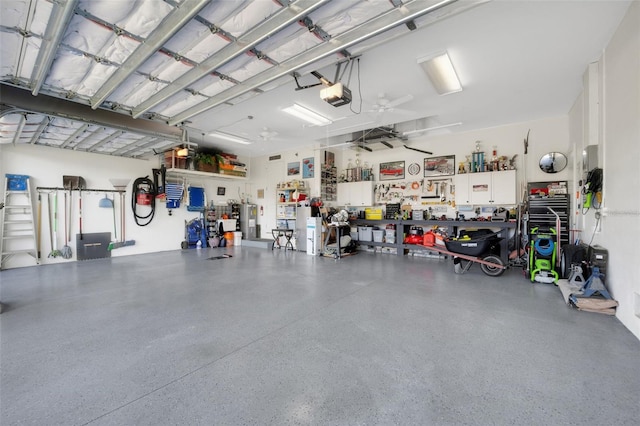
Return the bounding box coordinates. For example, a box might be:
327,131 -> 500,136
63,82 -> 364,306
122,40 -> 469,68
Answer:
480,254 -> 505,277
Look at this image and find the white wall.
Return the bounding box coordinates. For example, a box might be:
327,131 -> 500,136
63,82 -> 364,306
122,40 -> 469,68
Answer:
250,147 -> 322,239
248,116 -> 570,228
578,1 -> 640,339
0,144 -> 250,269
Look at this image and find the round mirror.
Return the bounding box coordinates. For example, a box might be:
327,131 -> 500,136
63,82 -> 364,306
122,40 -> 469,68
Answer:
539,152 -> 567,173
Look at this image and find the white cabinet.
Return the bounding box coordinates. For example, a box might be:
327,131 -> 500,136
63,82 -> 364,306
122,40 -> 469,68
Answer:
455,170 -> 516,205
337,181 -> 374,206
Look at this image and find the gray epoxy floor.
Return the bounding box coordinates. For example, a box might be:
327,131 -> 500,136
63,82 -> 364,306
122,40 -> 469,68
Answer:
1,246 -> 639,425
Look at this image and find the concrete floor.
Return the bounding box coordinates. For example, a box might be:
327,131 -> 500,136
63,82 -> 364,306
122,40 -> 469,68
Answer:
1,246 -> 639,425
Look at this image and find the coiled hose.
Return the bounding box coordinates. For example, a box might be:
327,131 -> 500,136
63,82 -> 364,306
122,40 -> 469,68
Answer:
132,176 -> 156,226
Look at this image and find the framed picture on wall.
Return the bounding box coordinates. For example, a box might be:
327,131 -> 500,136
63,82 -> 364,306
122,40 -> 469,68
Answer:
379,161 -> 405,181
287,161 -> 300,176
424,155 -> 455,177
302,157 -> 314,178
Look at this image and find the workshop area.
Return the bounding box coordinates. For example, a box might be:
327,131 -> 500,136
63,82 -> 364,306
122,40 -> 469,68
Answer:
1,1 -> 639,424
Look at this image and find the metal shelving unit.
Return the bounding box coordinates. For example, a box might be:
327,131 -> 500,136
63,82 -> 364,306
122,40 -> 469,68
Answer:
320,164 -> 336,202
527,181 -> 570,247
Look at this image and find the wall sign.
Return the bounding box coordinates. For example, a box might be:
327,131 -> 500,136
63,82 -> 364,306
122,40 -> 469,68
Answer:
379,161 -> 405,181
424,155 -> 455,177
287,161 -> 300,176
302,157 -> 314,178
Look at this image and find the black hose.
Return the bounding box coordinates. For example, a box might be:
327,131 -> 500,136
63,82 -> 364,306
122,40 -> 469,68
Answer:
132,176 -> 156,226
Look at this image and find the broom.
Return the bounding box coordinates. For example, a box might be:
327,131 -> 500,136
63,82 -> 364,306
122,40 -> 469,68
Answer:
61,191 -> 72,259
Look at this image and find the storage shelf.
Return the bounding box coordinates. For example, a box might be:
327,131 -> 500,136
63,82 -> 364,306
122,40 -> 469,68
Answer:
166,168 -> 246,180
353,218 -> 516,261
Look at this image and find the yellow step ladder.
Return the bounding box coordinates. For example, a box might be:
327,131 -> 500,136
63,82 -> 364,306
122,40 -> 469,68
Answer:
1,174 -> 39,269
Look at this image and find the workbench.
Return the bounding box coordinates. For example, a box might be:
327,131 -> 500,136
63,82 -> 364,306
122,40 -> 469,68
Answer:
353,219 -> 517,264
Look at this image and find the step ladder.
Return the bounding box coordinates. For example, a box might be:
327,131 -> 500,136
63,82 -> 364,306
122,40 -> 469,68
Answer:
1,174 -> 39,270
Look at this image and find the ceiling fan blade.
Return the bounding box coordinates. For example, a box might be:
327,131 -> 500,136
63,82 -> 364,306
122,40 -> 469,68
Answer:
387,94 -> 414,108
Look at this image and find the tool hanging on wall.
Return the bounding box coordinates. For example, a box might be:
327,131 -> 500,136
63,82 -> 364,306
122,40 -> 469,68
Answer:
582,167 -> 603,213
132,175 -> 157,226
61,191 -> 72,259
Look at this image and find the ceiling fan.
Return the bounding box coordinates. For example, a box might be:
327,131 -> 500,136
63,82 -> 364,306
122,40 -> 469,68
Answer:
367,93 -> 414,123
368,93 -> 414,113
258,127 -> 279,141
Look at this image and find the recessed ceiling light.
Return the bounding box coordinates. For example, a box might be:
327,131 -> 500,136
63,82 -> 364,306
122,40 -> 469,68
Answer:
417,52 -> 462,95
282,103 -> 332,126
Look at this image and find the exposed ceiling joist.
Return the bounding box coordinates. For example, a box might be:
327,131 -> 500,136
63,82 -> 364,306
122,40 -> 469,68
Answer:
30,0 -> 78,96
110,136 -> 156,157
11,114 -> 26,145
87,130 -> 124,152
167,0 -> 471,125
60,123 -> 91,149
1,85 -> 182,141
29,117 -> 51,145
89,0 -> 211,110
132,0 -> 330,119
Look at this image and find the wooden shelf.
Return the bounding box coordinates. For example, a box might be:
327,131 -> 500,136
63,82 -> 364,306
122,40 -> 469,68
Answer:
165,168 -> 246,180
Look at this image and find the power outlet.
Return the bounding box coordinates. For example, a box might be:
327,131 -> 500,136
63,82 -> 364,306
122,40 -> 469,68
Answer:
635,293 -> 640,318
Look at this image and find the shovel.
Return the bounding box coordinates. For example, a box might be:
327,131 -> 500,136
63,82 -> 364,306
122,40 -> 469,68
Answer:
63,175 -> 86,239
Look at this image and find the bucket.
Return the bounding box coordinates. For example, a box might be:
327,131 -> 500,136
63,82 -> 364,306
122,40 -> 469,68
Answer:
224,231 -> 234,246
233,231 -> 242,246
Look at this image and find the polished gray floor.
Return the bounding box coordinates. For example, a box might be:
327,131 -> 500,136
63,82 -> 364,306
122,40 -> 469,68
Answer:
1,246 -> 639,425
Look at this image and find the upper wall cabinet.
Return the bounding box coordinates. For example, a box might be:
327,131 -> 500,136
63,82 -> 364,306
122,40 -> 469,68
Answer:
337,181 -> 374,207
455,170 -> 516,205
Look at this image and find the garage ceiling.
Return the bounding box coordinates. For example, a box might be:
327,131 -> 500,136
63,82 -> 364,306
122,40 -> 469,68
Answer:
0,0 -> 632,158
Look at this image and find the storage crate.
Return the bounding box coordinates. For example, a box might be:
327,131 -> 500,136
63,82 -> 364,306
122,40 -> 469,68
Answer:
164,150 -> 187,169
358,226 -> 373,241
372,230 -> 384,242
365,208 -> 382,220
6,174 -> 28,191
385,229 -> 395,244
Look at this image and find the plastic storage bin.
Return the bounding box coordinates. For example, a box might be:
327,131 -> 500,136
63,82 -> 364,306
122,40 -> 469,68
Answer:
385,229 -> 396,244
358,226 -> 373,242
6,174 -> 28,191
372,230 -> 384,242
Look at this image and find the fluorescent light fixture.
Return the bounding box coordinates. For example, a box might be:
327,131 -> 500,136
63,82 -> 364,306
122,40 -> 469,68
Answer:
282,103 -> 332,126
418,52 -> 462,95
209,131 -> 252,145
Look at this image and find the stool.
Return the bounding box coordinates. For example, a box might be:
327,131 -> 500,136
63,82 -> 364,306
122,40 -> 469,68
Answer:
272,228 -> 294,250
